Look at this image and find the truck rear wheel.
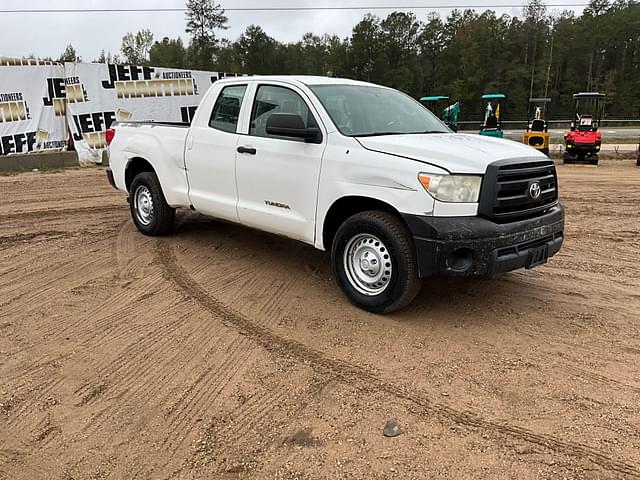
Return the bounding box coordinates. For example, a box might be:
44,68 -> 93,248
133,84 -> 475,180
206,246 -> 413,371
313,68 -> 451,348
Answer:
331,211 -> 422,314
129,172 -> 175,236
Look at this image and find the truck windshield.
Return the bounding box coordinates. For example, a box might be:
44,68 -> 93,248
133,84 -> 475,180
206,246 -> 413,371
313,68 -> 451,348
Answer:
309,84 -> 450,137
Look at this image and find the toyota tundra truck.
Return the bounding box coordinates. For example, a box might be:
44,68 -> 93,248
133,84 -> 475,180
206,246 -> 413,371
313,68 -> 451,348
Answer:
105,76 -> 564,313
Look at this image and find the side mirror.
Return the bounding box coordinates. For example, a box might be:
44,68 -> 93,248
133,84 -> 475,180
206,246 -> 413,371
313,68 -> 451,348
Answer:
265,113 -> 321,143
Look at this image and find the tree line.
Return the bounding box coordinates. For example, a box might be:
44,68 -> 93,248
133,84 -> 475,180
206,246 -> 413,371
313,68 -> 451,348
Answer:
58,0 -> 639,120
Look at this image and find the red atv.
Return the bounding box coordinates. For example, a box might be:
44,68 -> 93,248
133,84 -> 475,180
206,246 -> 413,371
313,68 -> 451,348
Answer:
563,92 -> 605,165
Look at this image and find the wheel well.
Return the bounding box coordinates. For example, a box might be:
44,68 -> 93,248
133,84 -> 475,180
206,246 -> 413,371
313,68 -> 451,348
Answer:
322,196 -> 405,251
125,157 -> 155,192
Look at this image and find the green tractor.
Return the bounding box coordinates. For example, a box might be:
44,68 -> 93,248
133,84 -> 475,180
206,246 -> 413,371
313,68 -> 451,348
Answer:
479,93 -> 505,138
420,95 -> 460,132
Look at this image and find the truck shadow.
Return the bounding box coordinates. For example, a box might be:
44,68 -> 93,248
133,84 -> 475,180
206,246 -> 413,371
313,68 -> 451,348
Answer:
173,212 -> 553,325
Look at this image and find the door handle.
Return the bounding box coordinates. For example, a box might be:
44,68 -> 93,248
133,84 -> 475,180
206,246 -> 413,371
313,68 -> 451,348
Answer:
237,146 -> 256,155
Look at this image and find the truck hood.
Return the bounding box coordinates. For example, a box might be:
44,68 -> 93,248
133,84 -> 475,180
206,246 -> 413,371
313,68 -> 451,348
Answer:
356,133 -> 543,174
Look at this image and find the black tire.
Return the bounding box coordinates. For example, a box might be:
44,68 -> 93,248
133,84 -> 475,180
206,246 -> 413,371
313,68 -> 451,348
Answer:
541,147 -> 549,156
129,172 -> 175,236
331,211 -> 422,314
589,156 -> 599,165
563,152 -> 572,164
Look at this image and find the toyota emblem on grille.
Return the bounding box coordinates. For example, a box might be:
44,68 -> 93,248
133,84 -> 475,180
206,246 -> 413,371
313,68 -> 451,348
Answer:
529,182 -> 542,200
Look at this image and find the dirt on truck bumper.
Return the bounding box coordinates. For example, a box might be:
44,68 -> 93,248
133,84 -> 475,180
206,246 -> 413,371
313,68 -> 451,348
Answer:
106,168 -> 117,189
402,204 -> 564,278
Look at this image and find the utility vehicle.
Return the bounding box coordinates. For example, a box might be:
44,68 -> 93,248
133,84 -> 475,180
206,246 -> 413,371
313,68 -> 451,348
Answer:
563,92 -> 605,165
523,97 -> 551,155
479,93 -> 505,138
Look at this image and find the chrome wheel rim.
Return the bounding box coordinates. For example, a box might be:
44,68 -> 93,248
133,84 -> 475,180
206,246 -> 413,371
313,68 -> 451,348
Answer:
343,233 -> 392,296
133,185 -> 154,226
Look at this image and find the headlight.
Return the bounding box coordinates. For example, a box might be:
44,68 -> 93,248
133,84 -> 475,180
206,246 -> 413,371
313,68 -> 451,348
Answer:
418,173 -> 482,203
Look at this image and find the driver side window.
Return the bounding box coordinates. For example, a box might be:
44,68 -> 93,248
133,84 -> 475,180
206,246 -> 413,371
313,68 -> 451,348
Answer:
249,85 -> 317,140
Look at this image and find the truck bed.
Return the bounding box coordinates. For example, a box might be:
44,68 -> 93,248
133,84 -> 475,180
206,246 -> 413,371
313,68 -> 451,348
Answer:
108,122 -> 191,207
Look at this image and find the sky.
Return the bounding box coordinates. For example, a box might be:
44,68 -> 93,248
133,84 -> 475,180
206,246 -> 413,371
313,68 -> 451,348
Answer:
0,0 -> 586,62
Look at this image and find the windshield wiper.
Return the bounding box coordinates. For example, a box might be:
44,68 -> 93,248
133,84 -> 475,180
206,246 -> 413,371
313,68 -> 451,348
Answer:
354,130 -> 446,137
353,131 -> 406,137
408,130 -> 448,134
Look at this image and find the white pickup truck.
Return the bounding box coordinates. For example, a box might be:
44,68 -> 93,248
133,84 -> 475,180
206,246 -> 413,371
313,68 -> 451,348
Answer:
106,75 -> 564,313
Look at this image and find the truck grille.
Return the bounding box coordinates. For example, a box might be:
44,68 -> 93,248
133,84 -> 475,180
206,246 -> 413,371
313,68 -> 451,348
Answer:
478,159 -> 558,222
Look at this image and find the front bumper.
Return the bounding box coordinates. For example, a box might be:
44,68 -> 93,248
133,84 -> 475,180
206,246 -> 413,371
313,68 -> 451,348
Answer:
402,205 -> 564,278
565,141 -> 601,155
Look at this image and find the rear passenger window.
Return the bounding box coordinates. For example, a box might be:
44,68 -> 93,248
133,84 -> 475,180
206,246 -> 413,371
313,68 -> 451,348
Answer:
209,85 -> 247,133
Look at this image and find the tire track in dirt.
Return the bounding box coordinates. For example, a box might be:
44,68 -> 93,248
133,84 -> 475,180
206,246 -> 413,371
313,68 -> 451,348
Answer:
11,222 -> 179,436
154,249 -> 301,463
156,258 -> 292,424
77,311 -> 196,434
2,355 -> 71,386
7,378 -> 65,435
0,442 -> 59,480
32,415 -> 61,446
168,388 -> 290,478
0,204 -> 121,222
128,240 -> 296,478
137,333 -> 250,425
145,274 -> 298,478
0,227 -> 122,250
121,334 -> 259,478
0,241 -> 73,279
53,222 -> 163,344
0,231 -> 69,247
114,221 -> 153,283
148,285 -> 299,478
76,307 -> 186,388
77,225 -> 262,448
209,267 -> 261,296
72,300 -> 203,414
204,388 -> 288,445
141,374 -> 288,480
4,221 -> 140,348
155,240 -> 640,478
160,338 -> 256,450
0,257 -> 108,317
0,212 -> 119,305
0,217 -> 157,438
253,278 -> 296,327
563,364 -> 640,394
0,253 -> 74,300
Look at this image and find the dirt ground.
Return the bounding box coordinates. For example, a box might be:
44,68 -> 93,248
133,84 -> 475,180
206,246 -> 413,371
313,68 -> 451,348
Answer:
1,160 -> 639,480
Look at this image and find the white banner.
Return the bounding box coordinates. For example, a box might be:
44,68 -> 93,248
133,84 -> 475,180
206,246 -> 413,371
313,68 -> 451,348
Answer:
64,63 -> 241,164
0,64 -> 68,158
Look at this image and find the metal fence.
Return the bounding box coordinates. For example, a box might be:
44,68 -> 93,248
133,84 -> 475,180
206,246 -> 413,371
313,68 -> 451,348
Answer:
457,119 -> 640,130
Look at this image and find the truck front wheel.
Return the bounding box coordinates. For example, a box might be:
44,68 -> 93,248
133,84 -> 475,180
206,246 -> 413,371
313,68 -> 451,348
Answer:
331,211 -> 422,314
129,172 -> 175,236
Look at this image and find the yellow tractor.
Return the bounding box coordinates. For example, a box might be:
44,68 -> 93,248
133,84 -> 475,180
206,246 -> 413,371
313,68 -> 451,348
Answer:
523,97 -> 551,155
